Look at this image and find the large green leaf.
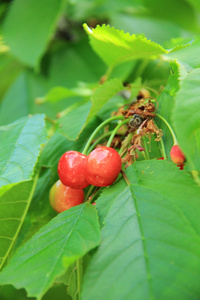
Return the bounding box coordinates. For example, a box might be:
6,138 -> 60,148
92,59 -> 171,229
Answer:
83,23 -> 168,68
0,73 -> 29,125
173,68 -> 200,171
82,160 -> 200,300
0,180 -> 36,269
0,203 -> 101,300
0,114 -> 47,189
2,0 -> 65,66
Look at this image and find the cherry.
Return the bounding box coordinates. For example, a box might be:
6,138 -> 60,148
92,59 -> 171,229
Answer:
58,151 -> 89,189
85,146 -> 122,187
170,145 -> 185,165
49,180 -> 84,213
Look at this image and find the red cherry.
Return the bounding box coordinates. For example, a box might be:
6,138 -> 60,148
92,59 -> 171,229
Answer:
58,151 -> 89,189
49,180 -> 84,213
85,146 -> 122,187
170,145 -> 186,164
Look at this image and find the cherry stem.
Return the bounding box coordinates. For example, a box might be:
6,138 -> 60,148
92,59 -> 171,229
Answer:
156,113 -> 178,145
106,119 -> 129,147
159,134 -> 167,160
88,131 -> 112,153
84,185 -> 95,202
45,115 -> 57,125
82,115 -> 125,155
120,170 -> 131,185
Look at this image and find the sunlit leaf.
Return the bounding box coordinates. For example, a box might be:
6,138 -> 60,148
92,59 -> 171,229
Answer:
83,23 -> 168,67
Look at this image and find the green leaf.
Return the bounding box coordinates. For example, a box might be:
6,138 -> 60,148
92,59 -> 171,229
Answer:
168,38 -> 200,69
58,99 -> 92,140
173,68 -> 200,171
83,23 -> 168,68
2,0 -> 65,66
58,78 -> 124,140
56,263 -> 78,300
82,160 -> 200,300
0,114 -> 47,189
110,13 -> 186,45
0,203 -> 101,300
0,73 -> 29,125
0,179 -> 37,269
87,78 -> 124,123
36,86 -> 93,104
0,53 -> 23,101
156,61 -> 181,157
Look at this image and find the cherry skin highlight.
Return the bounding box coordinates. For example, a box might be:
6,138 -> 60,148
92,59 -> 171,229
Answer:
58,150 -> 89,189
85,146 -> 122,187
49,180 -> 84,213
170,145 -> 185,164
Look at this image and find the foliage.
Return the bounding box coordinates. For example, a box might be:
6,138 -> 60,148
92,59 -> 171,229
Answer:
0,0 -> 200,300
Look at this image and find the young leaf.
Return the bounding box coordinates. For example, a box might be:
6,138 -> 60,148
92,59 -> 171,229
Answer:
0,114 -> 47,189
0,203 -> 101,300
2,0 -> 65,66
83,24 -> 168,68
0,179 -> 37,269
82,160 -> 200,300
173,68 -> 200,172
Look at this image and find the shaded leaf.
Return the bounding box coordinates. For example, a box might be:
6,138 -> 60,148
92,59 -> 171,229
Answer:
82,160 -> 200,300
58,100 -> 92,140
36,84 -> 93,104
0,114 -> 47,189
0,53 -> 23,101
58,78 -> 125,140
0,203 -> 101,300
87,78 -> 124,123
2,0 -> 65,66
0,180 -> 36,269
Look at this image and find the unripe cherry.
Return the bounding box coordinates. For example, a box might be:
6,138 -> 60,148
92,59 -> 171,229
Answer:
49,180 -> 84,213
170,145 -> 185,164
58,150 -> 89,189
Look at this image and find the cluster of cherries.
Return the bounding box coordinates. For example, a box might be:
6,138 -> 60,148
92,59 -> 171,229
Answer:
49,146 -> 122,213
49,143 -> 186,213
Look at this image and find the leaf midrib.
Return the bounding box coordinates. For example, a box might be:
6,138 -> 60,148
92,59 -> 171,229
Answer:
129,183 -> 154,299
